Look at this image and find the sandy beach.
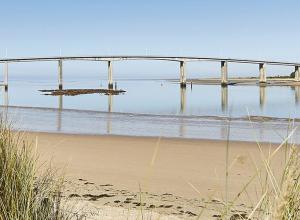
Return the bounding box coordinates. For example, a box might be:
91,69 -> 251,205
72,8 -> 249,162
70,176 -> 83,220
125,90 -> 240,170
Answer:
24,132 -> 288,219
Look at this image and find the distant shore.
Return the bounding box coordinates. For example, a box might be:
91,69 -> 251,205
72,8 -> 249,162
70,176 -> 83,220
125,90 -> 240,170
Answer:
171,77 -> 300,86
28,131 -> 286,219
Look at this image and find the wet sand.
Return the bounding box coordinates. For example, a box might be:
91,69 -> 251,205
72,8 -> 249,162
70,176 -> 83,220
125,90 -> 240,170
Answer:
25,132 -> 288,219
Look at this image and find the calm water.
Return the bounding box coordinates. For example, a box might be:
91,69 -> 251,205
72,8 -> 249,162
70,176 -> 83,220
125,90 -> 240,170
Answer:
2,77 -> 300,117
1,77 -> 300,142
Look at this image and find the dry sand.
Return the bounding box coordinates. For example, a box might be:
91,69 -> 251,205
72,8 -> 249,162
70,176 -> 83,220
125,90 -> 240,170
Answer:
25,132 -> 288,219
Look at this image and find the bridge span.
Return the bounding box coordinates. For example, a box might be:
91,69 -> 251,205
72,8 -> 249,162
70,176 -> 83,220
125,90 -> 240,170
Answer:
1,55 -> 300,90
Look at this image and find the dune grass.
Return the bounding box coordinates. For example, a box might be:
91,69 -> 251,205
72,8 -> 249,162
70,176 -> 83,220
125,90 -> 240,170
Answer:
0,120 -> 69,220
253,142 -> 300,220
216,124 -> 300,220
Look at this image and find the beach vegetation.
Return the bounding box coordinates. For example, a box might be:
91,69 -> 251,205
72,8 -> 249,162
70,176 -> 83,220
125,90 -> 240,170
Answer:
0,120 -> 69,220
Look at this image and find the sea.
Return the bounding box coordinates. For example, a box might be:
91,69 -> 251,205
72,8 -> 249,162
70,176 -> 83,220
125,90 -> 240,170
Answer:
1,75 -> 300,143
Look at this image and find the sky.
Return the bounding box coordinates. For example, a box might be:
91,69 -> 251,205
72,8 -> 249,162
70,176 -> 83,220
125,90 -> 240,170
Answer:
0,0 -> 300,78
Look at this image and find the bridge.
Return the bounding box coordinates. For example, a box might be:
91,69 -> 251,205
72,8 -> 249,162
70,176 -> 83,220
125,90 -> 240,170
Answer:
1,55 -> 300,90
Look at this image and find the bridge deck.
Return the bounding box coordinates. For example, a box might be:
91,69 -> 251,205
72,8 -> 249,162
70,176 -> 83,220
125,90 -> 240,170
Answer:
0,56 -> 299,66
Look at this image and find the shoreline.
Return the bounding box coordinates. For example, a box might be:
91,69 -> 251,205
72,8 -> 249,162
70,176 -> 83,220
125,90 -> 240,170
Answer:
4,104 -> 299,143
3,104 -> 300,122
21,130 -> 287,145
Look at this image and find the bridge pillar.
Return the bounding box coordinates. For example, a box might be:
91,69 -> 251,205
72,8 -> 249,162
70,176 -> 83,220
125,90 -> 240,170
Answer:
108,61 -> 113,89
294,66 -> 300,82
180,61 -> 186,88
259,63 -> 267,84
3,62 -> 8,91
58,60 -> 63,90
221,61 -> 228,87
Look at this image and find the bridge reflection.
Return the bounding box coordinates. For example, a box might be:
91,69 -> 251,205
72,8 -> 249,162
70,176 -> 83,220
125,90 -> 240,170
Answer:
179,86 -> 229,115
259,85 -> 266,110
2,86 -> 8,106
107,94 -> 113,134
57,95 -> 63,131
2,87 -> 8,119
1,84 -> 300,138
294,86 -> 300,105
179,87 -> 187,137
55,94 -> 114,134
221,86 -> 228,112
180,87 -> 186,114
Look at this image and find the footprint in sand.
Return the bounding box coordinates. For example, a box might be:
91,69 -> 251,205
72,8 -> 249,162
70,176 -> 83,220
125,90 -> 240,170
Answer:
82,193 -> 115,201
68,193 -> 81,198
99,184 -> 113,187
84,182 -> 95,185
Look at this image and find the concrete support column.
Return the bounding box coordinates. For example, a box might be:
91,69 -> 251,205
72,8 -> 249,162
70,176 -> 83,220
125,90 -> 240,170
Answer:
3,62 -> 8,91
58,60 -> 63,90
108,61 -> 113,89
221,61 -> 228,86
259,63 -> 267,84
294,66 -> 300,82
180,61 -> 186,88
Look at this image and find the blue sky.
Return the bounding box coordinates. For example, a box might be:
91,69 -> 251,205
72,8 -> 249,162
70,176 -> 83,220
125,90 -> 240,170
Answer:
0,0 -> 299,78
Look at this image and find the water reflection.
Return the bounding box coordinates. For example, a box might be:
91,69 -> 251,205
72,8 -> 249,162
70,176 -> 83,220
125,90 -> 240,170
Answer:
180,87 -> 186,114
259,86 -> 266,110
221,120 -> 229,139
294,86 -> 300,105
2,87 -> 8,119
2,87 -> 8,106
54,94 -> 115,134
221,86 -> 228,112
57,95 -> 63,131
106,113 -> 112,134
108,94 -> 113,113
107,94 -> 113,134
48,84 -> 300,138
179,87 -> 187,137
3,105 -> 299,143
1,80 -> 300,142
179,120 -> 186,137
